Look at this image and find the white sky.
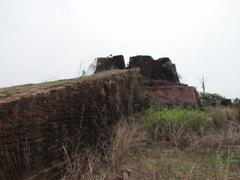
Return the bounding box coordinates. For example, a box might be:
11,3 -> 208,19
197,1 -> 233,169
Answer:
0,0 -> 239,98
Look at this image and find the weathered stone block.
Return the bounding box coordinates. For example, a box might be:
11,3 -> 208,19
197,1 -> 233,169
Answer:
129,55 -> 179,82
143,81 -> 199,107
95,55 -> 125,73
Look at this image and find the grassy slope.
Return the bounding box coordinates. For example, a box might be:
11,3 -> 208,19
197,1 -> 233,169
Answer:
124,143 -> 240,179
0,69 -> 136,99
58,107 -> 240,180
124,107 -> 240,179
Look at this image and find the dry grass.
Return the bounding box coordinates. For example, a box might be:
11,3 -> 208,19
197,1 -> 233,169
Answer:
2,106 -> 240,179
61,118 -> 149,180
190,107 -> 240,150
109,120 -> 150,169
60,107 -> 240,180
0,137 -> 33,180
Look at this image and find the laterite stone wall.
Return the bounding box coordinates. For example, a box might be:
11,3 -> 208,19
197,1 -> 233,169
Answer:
0,69 -> 141,178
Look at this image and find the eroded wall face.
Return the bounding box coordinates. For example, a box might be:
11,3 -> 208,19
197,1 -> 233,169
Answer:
0,70 -> 141,178
144,84 -> 199,107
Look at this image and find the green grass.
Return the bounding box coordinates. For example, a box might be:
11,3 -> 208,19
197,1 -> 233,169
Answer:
0,92 -> 7,98
144,106 -> 208,131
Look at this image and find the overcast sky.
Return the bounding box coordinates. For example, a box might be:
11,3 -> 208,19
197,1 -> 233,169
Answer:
0,0 -> 239,98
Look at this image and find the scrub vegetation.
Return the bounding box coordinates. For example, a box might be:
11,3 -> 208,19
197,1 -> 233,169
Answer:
57,105 -> 240,180
2,103 -> 238,179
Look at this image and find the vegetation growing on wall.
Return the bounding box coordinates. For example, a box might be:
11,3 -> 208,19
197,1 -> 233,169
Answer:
1,67 -> 239,179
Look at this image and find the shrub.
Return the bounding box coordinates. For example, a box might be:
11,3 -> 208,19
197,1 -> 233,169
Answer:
205,107 -> 240,127
143,107 -> 209,146
233,98 -> 240,108
199,92 -> 225,105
